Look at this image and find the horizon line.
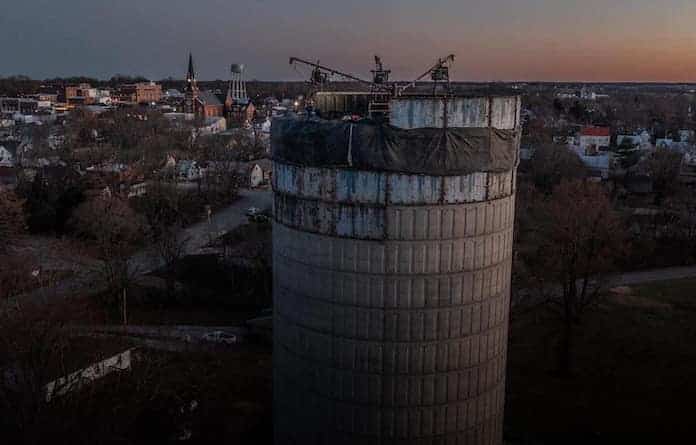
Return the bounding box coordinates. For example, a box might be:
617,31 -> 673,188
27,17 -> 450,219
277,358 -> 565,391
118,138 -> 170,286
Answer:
5,75 -> 696,86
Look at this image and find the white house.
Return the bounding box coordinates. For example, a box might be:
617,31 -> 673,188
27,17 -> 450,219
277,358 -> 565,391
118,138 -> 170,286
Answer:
250,164 -> 264,188
656,138 -> 674,149
679,129 -> 695,143
237,159 -> 272,188
0,145 -> 15,167
177,160 -> 204,182
196,116 -> 227,136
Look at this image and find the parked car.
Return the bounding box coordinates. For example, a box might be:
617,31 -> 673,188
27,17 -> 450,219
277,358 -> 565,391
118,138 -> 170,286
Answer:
200,331 -> 238,345
246,206 -> 270,223
245,207 -> 261,217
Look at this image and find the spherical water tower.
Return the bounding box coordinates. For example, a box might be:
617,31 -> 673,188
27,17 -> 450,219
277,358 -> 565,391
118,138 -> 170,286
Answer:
272,90 -> 521,445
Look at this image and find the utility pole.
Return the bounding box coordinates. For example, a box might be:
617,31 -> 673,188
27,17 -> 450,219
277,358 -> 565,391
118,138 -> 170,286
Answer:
122,287 -> 127,325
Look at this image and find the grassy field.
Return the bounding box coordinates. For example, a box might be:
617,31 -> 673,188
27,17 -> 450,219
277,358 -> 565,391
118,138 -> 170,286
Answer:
505,279 -> 696,441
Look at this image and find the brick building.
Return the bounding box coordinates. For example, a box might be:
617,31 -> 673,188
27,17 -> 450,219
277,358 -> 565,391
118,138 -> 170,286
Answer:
195,91 -> 224,118
64,83 -> 97,105
117,82 -> 162,104
224,96 -> 256,126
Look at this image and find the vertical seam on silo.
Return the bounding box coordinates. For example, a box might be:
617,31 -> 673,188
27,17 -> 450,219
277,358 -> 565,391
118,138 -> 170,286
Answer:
347,124 -> 354,167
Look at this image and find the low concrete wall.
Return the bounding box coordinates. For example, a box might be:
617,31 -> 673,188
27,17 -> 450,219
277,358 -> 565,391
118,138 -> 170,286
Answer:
45,349 -> 133,402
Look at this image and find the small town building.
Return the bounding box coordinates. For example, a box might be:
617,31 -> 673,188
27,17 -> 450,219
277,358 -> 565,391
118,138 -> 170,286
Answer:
117,82 -> 162,104
224,97 -> 256,126
0,98 -> 39,114
64,83 -> 98,105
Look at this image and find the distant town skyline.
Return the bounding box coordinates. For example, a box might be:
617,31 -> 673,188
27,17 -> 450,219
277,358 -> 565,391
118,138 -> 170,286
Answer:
3,0 -> 696,82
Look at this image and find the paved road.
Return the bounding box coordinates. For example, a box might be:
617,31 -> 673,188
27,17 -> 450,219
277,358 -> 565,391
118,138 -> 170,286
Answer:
71,324 -> 248,341
71,324 -> 251,353
129,188 -> 273,274
611,265 -> 696,286
512,265 -> 696,309
184,188 -> 272,255
6,189 -> 272,309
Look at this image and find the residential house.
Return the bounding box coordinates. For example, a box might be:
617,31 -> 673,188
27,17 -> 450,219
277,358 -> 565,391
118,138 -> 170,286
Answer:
578,126 -> 611,155
127,182 -> 148,198
679,129 -> 695,143
617,134 -> 642,148
197,116 -> 227,136
237,159 -> 272,188
656,138 -> 674,149
177,160 -> 204,182
0,144 -> 15,167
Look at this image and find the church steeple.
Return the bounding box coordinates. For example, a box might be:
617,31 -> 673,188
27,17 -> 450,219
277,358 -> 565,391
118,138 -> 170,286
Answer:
184,52 -> 198,114
185,52 -> 197,92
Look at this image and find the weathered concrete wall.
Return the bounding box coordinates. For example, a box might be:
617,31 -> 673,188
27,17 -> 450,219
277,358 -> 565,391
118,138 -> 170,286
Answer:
390,96 -> 520,130
273,95 -> 520,445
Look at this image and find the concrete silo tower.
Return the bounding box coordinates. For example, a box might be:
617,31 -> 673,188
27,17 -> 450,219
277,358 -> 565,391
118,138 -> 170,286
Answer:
272,86 -> 521,444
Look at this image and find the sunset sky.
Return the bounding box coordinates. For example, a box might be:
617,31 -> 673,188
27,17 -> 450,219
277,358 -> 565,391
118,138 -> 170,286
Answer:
3,0 -> 696,82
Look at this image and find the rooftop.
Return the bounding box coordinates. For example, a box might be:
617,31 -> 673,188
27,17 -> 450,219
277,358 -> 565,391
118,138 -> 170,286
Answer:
197,90 -> 222,106
581,126 -> 611,137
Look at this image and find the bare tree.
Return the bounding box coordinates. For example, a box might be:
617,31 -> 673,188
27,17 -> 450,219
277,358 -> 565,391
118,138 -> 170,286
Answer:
645,148 -> 683,204
527,144 -> 587,194
70,196 -> 146,319
0,191 -> 31,302
0,306 -> 74,444
196,143 -> 242,206
134,180 -> 191,297
0,190 -> 25,249
665,187 -> 696,239
0,254 -> 34,302
520,179 -> 624,375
